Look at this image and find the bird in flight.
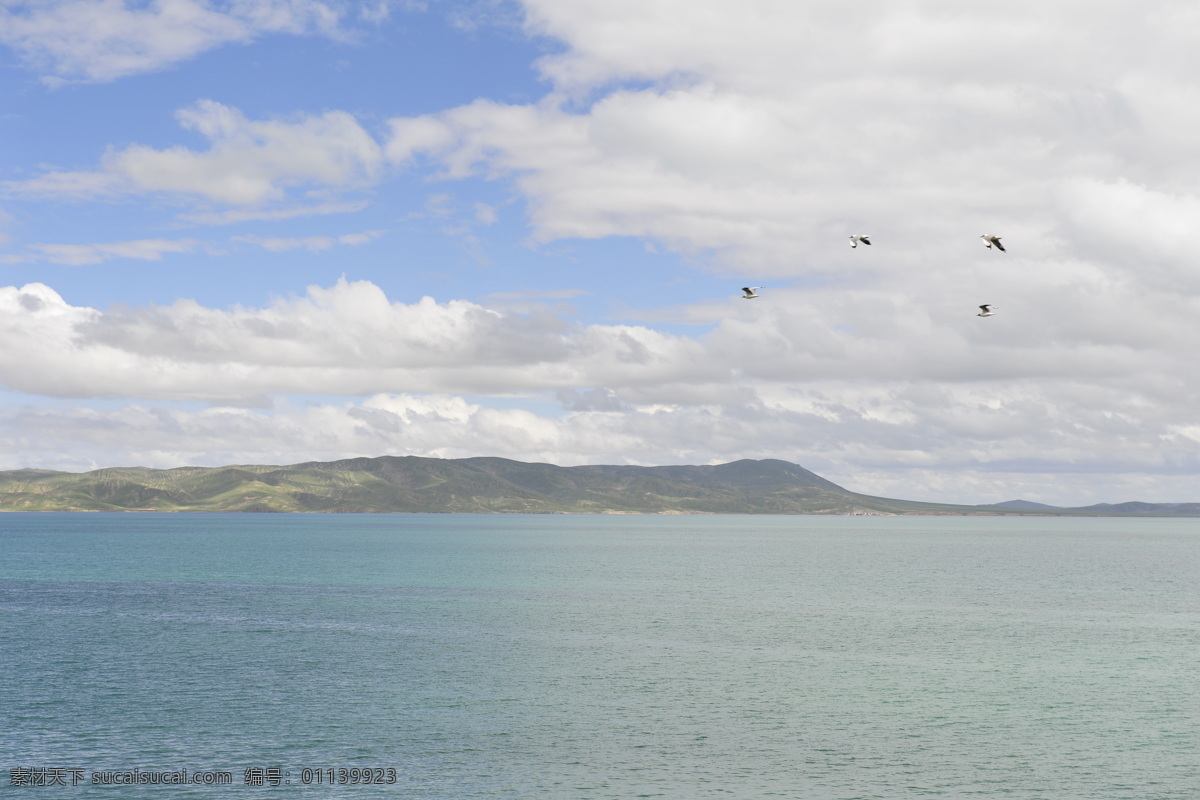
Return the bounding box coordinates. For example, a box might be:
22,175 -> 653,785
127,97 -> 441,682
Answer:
849,235 -> 871,248
980,234 -> 1006,252
741,287 -> 761,299
977,304 -> 996,317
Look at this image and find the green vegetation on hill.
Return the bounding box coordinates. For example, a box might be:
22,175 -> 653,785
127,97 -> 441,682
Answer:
0,457 -> 1194,515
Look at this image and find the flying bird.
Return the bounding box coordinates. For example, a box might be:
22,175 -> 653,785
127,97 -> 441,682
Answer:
980,234 -> 1006,252
977,304 -> 996,317
741,287 -> 761,299
849,235 -> 871,248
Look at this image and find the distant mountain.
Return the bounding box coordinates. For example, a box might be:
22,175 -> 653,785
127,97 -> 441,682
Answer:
986,500 -> 1062,510
985,498 -> 1200,515
1067,501 -> 1200,515
0,456 -> 1195,515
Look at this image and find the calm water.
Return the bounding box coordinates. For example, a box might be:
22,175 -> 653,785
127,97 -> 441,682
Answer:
1,513 -> 1196,799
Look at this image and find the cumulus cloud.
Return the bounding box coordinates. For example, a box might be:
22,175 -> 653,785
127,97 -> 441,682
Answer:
7,100 -> 384,207
0,276 -> 1197,505
1,277 -> 1196,401
519,0 -> 1161,98
0,0 -> 352,84
0,279 -> 721,401
372,0 -> 1200,282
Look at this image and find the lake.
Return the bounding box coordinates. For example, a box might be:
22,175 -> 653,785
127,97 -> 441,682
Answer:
1,513 -> 1196,798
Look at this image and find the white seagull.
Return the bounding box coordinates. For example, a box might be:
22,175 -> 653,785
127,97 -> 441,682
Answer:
849,235 -> 871,248
741,287 -> 761,299
980,234 -> 1006,252
977,304 -> 996,317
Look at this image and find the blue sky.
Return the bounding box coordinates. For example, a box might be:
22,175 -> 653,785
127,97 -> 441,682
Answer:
2,0 -> 1199,505
3,6 -> 554,306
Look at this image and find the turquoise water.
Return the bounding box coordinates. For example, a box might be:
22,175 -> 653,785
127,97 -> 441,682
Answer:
1,513 -> 1196,799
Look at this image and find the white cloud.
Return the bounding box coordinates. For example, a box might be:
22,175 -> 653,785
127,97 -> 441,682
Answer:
0,277 -> 1197,505
385,115 -> 456,163
179,200 -> 369,225
0,0 -> 353,84
1056,178 -> 1200,290
357,3 -> 392,24
7,100 -> 384,207
519,0 -> 1160,96
232,229 -> 380,251
2,277 -> 1196,403
474,202 -> 498,225
14,237 -> 200,265
371,0 -> 1200,281
119,100 -> 383,204
336,230 -> 382,246
3,170 -> 124,198
234,234 -> 335,252
0,279 -> 720,401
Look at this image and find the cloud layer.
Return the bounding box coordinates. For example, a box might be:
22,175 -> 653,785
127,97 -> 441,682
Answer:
0,280 -> 717,400
1,277 -> 1196,505
2,390 -> 1197,507
4,277 -> 1196,401
370,0 -> 1200,281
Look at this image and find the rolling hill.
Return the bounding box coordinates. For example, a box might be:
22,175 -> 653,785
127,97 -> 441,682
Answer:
0,457 -> 1194,515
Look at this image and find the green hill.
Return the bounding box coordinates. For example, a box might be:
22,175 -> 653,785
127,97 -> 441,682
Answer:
0,456 -> 1194,515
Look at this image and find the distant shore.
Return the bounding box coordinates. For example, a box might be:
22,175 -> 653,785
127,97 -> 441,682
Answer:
2,456 -> 1196,516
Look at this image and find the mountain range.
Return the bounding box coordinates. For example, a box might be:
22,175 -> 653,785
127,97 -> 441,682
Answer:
0,456 -> 1196,515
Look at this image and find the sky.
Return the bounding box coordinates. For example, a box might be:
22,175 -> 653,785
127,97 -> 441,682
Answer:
1,0 -> 1198,506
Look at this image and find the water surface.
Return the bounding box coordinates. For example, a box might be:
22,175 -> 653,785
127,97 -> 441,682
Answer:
2,514 -> 1196,798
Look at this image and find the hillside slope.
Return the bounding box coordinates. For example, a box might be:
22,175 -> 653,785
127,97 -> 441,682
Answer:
0,457 -> 1194,515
